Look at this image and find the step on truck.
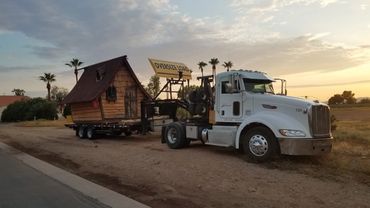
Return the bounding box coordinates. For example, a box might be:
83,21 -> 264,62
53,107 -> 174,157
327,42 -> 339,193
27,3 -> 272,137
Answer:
146,70 -> 333,162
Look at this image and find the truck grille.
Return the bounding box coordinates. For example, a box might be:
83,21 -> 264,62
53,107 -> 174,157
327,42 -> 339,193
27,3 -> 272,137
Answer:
310,105 -> 331,138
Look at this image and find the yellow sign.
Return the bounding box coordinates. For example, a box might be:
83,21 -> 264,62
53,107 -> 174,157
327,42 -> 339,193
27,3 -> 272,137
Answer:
148,58 -> 192,80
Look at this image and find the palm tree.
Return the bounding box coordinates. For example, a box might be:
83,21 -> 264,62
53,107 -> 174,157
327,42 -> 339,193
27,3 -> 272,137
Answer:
39,73 -> 56,101
65,58 -> 83,83
197,61 -> 207,77
222,61 -> 233,72
12,88 -> 25,96
209,58 -> 219,80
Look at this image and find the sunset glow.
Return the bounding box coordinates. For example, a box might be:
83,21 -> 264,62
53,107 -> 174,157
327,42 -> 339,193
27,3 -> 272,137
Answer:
0,0 -> 369,102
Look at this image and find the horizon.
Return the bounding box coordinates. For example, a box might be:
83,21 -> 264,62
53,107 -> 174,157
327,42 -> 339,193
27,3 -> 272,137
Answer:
1,0 -> 369,101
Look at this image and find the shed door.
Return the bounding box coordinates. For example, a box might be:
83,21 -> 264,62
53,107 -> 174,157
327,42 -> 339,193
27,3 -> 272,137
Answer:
124,87 -> 137,118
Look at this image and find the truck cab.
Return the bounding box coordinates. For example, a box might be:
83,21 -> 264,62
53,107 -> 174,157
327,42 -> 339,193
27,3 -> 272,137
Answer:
163,70 -> 333,162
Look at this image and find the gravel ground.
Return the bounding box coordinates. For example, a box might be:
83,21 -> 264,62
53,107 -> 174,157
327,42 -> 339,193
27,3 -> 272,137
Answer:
0,123 -> 369,208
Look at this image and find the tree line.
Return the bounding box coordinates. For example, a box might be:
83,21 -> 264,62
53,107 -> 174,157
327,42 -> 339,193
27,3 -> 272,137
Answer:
328,90 -> 370,105
3,58 -> 83,122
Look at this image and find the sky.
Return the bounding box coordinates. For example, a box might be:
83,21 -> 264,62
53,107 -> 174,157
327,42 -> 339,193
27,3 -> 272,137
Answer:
0,0 -> 370,101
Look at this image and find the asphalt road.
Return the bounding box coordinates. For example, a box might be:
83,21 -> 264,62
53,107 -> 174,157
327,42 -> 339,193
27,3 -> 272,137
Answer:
0,149 -> 110,208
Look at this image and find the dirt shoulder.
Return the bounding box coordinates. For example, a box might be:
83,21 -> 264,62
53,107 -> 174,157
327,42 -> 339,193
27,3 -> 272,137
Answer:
0,123 -> 369,208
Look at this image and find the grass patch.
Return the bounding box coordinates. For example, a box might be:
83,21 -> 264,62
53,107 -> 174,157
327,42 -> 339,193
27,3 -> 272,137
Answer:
269,119 -> 370,185
15,119 -> 67,128
333,121 -> 370,144
330,103 -> 370,108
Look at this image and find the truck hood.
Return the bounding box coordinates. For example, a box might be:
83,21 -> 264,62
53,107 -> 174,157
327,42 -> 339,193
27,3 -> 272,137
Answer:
253,93 -> 323,109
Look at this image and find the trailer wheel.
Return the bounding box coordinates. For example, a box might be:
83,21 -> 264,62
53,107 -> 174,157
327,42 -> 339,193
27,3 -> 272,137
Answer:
86,126 -> 95,140
77,126 -> 87,139
164,122 -> 186,149
112,131 -> 122,136
242,127 -> 278,162
124,131 -> 132,136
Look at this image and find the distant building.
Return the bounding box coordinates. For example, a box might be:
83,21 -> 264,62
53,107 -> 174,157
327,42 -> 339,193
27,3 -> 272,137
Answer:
0,96 -> 29,120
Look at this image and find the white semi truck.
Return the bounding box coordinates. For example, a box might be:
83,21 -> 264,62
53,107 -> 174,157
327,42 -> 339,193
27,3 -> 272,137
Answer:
159,70 -> 333,162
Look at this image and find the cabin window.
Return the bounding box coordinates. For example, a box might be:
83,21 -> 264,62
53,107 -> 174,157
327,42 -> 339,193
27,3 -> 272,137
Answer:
96,70 -> 105,81
106,85 -> 117,102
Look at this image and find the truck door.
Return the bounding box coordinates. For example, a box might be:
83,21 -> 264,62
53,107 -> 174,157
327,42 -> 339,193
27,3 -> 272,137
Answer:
218,74 -> 243,121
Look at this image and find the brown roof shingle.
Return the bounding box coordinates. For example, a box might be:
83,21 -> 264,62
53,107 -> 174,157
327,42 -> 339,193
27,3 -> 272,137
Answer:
63,55 -> 151,104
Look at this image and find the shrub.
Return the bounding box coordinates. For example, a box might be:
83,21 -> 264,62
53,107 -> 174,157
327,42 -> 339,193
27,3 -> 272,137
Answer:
1,98 -> 58,122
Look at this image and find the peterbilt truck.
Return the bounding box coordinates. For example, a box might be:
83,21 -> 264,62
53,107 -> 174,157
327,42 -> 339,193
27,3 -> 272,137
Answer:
160,70 -> 333,162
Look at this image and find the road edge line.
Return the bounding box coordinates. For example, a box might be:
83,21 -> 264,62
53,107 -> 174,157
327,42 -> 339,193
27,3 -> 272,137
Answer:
0,142 -> 150,208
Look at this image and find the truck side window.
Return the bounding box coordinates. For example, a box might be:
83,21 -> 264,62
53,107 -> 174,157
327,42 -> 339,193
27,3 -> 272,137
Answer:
222,80 -> 241,94
221,81 -> 233,94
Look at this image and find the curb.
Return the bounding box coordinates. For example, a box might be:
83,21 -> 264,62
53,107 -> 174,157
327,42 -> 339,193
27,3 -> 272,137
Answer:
0,142 -> 150,208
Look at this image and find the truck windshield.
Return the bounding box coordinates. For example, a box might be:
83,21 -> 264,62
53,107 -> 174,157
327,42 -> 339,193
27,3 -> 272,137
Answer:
243,78 -> 274,94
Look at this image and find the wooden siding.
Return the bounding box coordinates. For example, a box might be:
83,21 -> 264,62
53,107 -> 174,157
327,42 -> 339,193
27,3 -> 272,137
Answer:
101,68 -> 146,119
71,102 -> 102,122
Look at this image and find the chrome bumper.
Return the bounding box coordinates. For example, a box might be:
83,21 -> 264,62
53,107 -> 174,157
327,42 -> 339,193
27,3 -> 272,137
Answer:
278,137 -> 333,155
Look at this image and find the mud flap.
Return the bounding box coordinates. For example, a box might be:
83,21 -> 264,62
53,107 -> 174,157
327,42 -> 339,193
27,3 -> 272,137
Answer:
161,125 -> 167,143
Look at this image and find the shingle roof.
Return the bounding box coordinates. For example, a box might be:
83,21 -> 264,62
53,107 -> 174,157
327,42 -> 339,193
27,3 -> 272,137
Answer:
0,96 -> 29,107
63,55 -> 151,104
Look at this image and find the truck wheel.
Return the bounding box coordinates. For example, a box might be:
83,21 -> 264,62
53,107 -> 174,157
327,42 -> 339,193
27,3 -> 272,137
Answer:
77,126 -> 87,139
164,122 -> 186,149
184,138 -> 191,147
86,126 -> 95,140
242,127 -> 278,162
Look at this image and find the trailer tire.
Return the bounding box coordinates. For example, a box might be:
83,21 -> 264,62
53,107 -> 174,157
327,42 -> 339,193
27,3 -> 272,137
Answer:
164,122 -> 186,149
242,127 -> 278,162
124,130 -> 132,136
77,126 -> 87,139
112,131 -> 122,136
86,126 -> 95,140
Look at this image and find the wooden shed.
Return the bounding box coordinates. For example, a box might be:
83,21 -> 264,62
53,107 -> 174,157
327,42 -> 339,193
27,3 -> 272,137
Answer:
63,56 -> 151,123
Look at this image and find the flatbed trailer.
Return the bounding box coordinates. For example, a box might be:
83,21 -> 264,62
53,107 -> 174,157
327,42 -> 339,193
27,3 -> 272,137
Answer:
65,119 -> 142,139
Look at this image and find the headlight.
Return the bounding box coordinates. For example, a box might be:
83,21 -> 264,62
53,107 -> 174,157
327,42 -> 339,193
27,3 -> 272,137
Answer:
279,129 -> 306,137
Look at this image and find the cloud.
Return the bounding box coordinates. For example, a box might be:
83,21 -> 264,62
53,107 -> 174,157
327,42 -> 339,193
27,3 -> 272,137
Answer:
306,32 -> 331,41
230,0 -> 338,14
0,0 -> 367,81
0,65 -> 53,72
289,79 -> 370,88
126,35 -> 370,79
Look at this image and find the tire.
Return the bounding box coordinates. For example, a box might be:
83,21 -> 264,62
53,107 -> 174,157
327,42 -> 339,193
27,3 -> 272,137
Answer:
188,91 -> 197,103
86,126 -> 95,140
164,122 -> 187,149
124,130 -> 132,136
77,126 -> 87,139
184,138 -> 191,147
242,127 -> 278,162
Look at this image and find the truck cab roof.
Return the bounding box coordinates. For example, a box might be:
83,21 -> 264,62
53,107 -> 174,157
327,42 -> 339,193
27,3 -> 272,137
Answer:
217,69 -> 274,82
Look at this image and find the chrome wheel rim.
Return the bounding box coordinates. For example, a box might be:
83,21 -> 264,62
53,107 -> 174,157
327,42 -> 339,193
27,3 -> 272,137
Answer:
249,134 -> 268,156
167,128 -> 177,144
78,128 -> 84,137
87,129 -> 93,138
